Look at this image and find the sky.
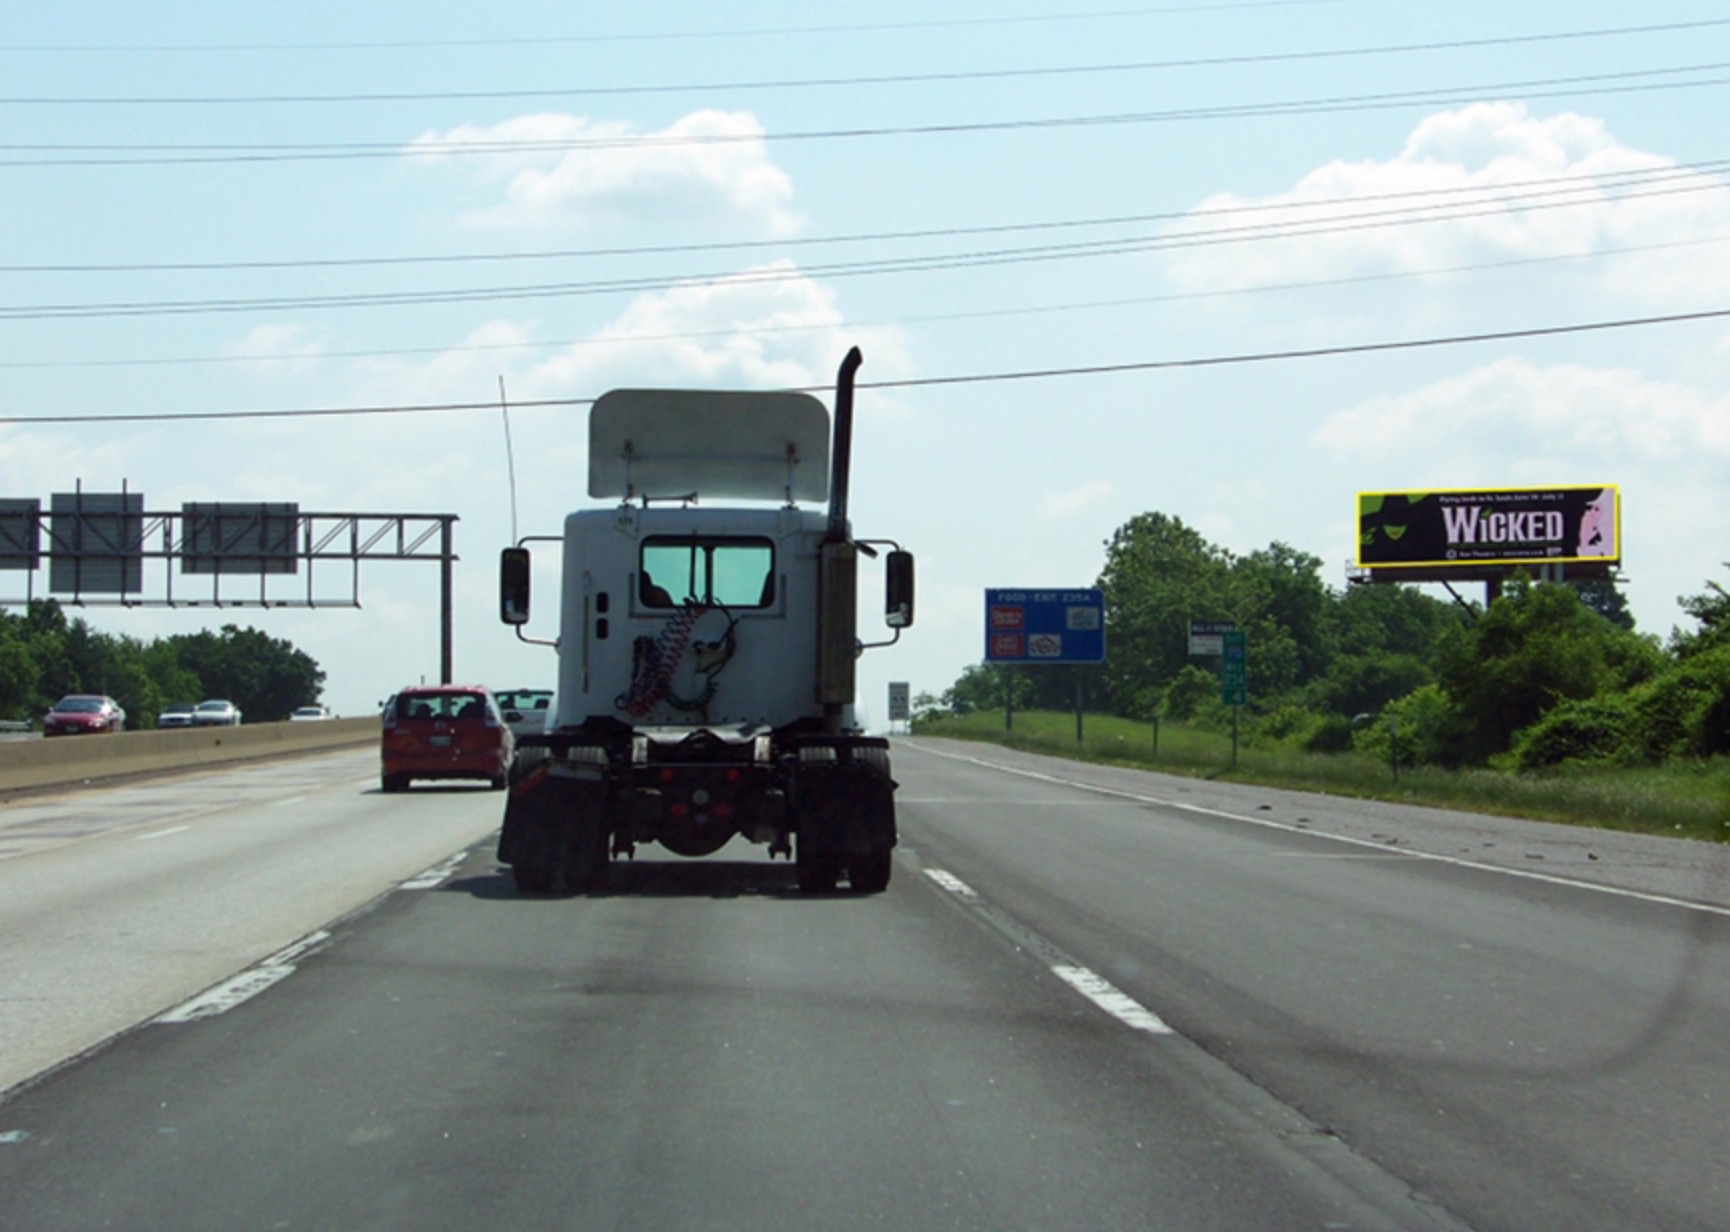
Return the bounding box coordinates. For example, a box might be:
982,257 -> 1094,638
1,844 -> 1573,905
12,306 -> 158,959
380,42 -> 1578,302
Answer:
2,1 -> 1728,720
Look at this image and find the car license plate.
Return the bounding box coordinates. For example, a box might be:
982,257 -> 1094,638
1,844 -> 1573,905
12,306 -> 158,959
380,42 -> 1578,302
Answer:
429,735 -> 452,747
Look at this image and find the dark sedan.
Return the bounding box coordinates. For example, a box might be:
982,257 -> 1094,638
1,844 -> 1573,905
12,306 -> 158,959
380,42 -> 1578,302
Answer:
43,695 -> 127,737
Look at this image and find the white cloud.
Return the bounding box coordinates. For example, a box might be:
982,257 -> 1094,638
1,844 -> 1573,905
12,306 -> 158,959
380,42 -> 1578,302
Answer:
221,323 -> 330,366
1164,102 -> 1730,302
0,429 -> 127,496
356,318 -> 540,407
514,261 -> 910,397
408,109 -> 801,234
1315,357 -> 1730,469
1040,480 -> 1114,518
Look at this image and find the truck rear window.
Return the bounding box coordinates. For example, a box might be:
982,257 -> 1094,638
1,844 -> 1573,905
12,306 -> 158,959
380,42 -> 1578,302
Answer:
640,536 -> 774,609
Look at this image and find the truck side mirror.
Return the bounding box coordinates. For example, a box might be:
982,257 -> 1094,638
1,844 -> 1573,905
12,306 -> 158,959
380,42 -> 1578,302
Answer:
885,550 -> 915,628
500,547 -> 531,625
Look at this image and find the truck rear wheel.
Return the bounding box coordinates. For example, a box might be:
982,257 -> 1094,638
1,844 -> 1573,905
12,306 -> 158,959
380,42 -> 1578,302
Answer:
512,862 -> 555,894
797,848 -> 840,893
848,849 -> 892,894
561,816 -> 611,892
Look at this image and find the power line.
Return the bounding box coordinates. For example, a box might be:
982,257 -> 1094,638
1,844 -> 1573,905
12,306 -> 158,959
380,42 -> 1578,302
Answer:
6,19 -> 1725,106
0,3 -> 1370,54
867,307 -> 1730,391
4,168 -> 1724,321
4,306 -> 1726,425
8,229 -> 1729,374
10,158 -> 1729,276
3,63 -> 1727,167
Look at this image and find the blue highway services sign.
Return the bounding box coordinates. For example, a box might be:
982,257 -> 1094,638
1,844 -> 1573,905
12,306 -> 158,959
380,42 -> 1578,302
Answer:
984,589 -> 1105,664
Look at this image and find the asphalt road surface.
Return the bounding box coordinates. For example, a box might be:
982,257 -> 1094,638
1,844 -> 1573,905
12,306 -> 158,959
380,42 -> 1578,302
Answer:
2,738 -> 1726,1230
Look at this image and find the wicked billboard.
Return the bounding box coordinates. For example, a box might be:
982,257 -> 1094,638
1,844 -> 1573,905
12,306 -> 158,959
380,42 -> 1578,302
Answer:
1357,486 -> 1618,570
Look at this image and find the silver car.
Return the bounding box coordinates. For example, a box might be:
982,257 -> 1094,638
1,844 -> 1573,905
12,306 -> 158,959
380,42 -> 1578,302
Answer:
192,699 -> 243,727
156,702 -> 197,729
491,688 -> 553,741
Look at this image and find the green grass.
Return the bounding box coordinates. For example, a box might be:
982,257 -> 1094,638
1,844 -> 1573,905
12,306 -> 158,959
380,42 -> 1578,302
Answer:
911,710 -> 1730,843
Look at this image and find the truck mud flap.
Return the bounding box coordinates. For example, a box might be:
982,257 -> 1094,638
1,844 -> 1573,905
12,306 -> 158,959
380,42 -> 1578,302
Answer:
795,759 -> 898,858
498,754 -> 610,891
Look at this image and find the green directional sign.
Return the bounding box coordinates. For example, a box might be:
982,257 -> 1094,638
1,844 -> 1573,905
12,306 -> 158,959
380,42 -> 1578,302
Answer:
1220,630 -> 1247,706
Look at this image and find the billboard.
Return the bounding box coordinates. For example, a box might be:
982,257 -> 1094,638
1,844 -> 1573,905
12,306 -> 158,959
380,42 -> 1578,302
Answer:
181,502 -> 300,575
1357,486 -> 1619,570
48,491 -> 144,594
984,589 -> 1106,663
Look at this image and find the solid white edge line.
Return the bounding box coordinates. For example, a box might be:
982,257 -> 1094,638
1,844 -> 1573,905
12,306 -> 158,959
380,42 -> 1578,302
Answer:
135,825 -> 193,841
908,742 -> 1730,920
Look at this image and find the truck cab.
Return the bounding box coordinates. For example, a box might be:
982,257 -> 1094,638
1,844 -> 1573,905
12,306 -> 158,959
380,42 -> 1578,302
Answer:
497,350 -> 913,894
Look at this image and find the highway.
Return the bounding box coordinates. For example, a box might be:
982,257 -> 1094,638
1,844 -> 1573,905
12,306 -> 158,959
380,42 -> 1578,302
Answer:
2,739 -> 1726,1230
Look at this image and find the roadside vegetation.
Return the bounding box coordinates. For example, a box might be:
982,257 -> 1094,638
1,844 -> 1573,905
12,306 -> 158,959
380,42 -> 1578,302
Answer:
0,600 -> 325,729
912,512 -> 1730,844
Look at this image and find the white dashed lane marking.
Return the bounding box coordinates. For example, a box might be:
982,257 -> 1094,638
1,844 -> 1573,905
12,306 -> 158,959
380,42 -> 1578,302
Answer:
399,852 -> 468,891
154,930 -> 332,1025
920,865 -> 1175,1038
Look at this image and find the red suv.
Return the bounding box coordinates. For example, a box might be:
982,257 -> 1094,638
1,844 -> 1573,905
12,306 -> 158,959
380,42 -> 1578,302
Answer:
380,685 -> 514,792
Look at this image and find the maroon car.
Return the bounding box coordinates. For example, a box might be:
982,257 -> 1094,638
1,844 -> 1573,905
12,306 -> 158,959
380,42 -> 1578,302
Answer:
43,694 -> 127,736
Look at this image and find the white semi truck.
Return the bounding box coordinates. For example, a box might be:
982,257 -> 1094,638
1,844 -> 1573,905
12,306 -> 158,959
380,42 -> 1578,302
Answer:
497,349 -> 914,893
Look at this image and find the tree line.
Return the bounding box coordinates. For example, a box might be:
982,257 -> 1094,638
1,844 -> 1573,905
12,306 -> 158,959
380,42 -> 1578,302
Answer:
0,600 -> 326,728
921,511 -> 1730,771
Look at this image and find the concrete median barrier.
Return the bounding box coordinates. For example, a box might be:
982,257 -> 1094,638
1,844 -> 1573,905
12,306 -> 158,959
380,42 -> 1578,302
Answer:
0,718 -> 380,792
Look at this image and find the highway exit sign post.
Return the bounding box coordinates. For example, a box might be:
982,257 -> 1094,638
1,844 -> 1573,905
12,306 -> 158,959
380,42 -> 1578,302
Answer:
1220,630 -> 1247,706
887,681 -> 911,729
1221,629 -> 1247,768
984,588 -> 1106,739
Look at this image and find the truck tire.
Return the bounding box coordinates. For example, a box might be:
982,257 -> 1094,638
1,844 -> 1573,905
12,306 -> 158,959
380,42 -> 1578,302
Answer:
562,816 -> 611,893
797,847 -> 840,893
512,862 -> 555,894
381,773 -> 410,793
848,849 -> 892,894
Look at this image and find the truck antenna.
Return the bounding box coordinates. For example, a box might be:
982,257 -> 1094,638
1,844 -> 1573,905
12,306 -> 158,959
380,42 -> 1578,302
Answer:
499,374 -> 520,544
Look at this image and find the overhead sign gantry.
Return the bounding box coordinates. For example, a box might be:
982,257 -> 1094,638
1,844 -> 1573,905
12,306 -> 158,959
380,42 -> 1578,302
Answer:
0,483 -> 461,683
